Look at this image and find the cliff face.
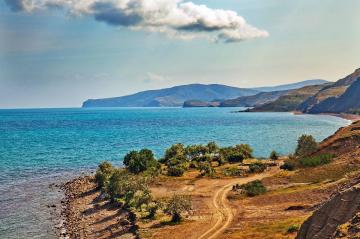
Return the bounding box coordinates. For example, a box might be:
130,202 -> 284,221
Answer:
300,69 -> 360,113
308,78 -> 360,114
296,181 -> 360,239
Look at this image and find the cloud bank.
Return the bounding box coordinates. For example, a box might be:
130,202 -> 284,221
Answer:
5,0 -> 269,43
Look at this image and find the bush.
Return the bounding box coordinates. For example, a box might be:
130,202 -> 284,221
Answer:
163,143 -> 186,164
270,151 -> 279,160
107,169 -> 149,205
167,165 -> 185,177
280,161 -> 296,171
164,194 -> 192,223
299,154 -> 333,167
295,135 -> 318,157
198,161 -> 215,177
95,161 -> 114,189
220,144 -> 253,163
249,162 -> 267,173
287,224 -> 299,234
240,180 -> 267,197
123,149 -> 159,174
223,167 -> 245,177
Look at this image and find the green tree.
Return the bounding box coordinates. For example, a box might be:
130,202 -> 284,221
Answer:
163,143 -> 186,163
198,161 -> 215,177
206,141 -> 219,154
123,149 -> 159,174
164,194 -> 192,223
220,144 -> 253,163
270,151 -> 279,160
295,135 -> 318,157
95,161 -> 114,189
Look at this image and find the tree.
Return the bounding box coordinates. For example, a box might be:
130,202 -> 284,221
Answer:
123,149 -> 159,174
198,161 -> 215,177
295,135 -> 318,157
249,162 -> 267,173
270,151 -> 279,160
95,161 -> 114,189
206,141 -> 219,154
167,164 -> 185,177
220,144 -> 253,163
163,143 -> 186,163
164,194 -> 192,223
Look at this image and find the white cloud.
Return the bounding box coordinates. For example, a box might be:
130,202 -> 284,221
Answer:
144,72 -> 169,83
5,0 -> 269,43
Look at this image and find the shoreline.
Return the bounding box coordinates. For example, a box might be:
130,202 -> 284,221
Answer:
291,111 -> 360,122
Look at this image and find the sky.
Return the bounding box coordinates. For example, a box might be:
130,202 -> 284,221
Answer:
0,0 -> 359,108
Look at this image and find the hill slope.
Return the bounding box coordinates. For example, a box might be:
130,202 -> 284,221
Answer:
248,84 -> 326,112
82,84 -> 258,107
299,68 -> 360,113
253,79 -> 328,92
219,90 -> 289,107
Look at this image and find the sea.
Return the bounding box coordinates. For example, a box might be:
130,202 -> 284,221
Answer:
0,107 -> 350,238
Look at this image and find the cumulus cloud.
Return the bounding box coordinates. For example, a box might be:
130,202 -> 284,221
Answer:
4,0 -> 269,43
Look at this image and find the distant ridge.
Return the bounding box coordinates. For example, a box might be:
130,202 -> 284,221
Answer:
253,79 -> 329,92
82,84 -> 258,107
82,79 -> 329,108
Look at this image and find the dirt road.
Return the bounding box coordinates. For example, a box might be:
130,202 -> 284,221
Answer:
198,169 -> 279,239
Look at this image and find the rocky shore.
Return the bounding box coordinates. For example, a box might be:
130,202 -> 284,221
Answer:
59,176 -> 138,239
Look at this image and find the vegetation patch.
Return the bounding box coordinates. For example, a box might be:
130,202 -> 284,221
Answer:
299,154 -> 334,167
235,180 -> 267,197
249,162 -> 267,173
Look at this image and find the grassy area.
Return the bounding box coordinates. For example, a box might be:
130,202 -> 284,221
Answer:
227,217 -> 308,239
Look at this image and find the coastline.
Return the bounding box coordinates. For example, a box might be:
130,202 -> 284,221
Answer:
291,111 -> 360,122
59,176 -> 138,239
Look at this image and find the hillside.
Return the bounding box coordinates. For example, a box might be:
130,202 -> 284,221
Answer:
82,84 -> 258,107
183,100 -> 221,107
253,79 -> 328,92
247,84 -> 325,112
307,77 -> 360,114
299,68 -> 360,113
219,90 -> 289,107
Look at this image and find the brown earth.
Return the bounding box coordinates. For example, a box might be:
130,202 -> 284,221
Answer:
60,121 -> 360,239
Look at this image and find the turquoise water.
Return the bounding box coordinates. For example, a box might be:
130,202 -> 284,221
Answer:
0,107 -> 349,238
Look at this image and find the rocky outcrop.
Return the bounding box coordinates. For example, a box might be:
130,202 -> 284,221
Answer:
296,179 -> 360,239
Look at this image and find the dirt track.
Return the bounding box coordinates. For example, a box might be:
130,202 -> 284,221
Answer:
198,169 -> 279,239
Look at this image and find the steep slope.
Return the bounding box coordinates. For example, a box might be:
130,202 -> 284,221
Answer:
300,68 -> 360,113
296,121 -> 360,239
82,84 -> 258,107
248,84 -> 325,112
219,90 -> 289,107
307,78 -> 360,114
253,79 -> 329,92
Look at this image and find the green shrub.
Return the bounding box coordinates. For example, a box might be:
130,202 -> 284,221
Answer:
163,143 -> 186,164
280,161 -> 296,171
220,144 -> 253,163
163,194 -> 192,223
270,150 -> 279,160
249,162 -> 267,173
295,135 -> 318,157
198,161 -> 215,177
223,167 -> 245,177
299,154 -> 333,167
287,224 -> 299,234
167,165 -> 185,177
123,149 -> 160,174
95,161 -> 114,189
240,180 -> 267,197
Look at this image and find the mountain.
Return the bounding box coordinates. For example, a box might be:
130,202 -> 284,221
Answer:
252,79 -> 329,92
299,68 -> 360,113
247,68 -> 360,114
219,90 -> 289,107
82,79 -> 331,108
183,100 -> 221,108
247,84 -> 326,112
307,77 -> 360,114
82,84 -> 259,107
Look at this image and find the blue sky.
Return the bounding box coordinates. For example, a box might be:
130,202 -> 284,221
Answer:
0,0 -> 359,108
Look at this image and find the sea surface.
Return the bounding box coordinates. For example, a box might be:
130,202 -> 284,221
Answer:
0,107 -> 350,238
